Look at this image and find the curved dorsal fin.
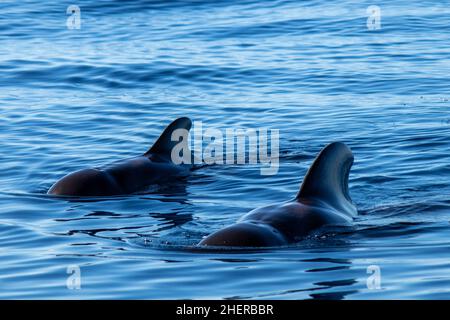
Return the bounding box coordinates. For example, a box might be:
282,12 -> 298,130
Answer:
297,142 -> 356,215
145,117 -> 192,158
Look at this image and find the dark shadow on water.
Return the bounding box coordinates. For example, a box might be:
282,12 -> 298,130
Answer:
308,265 -> 352,273
53,208 -> 195,243
147,211 -> 194,233
309,290 -> 358,300
40,174 -> 194,204
302,257 -> 352,264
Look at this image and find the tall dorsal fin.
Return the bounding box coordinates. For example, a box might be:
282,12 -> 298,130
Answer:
297,142 -> 356,215
144,117 -> 192,158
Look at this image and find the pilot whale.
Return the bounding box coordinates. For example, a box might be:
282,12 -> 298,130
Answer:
198,142 -> 357,247
48,117 -> 193,197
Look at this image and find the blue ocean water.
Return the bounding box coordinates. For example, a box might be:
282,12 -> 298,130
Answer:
1,0 -> 450,299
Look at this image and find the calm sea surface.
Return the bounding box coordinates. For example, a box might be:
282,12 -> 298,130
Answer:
0,0 -> 450,299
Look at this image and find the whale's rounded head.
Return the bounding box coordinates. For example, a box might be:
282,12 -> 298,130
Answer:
199,222 -> 287,247
48,169 -> 122,197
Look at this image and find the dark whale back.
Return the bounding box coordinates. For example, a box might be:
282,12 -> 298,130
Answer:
47,117 -> 193,196
297,142 -> 356,217
198,142 -> 358,248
